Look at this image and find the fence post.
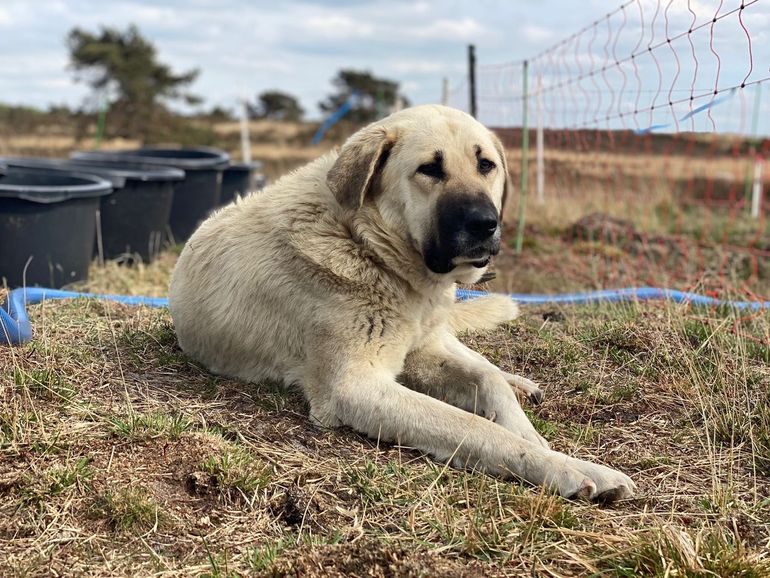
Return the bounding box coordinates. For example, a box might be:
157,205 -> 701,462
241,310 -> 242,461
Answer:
441,77 -> 449,106
745,83 -> 762,212
239,97 -> 252,164
468,45 -> 477,118
515,60 -> 530,254
536,72 -> 544,204
751,157 -> 764,219
93,94 -> 108,149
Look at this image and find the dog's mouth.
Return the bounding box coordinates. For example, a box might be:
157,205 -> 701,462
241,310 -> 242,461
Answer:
425,239 -> 500,275
453,256 -> 491,268
424,228 -> 501,275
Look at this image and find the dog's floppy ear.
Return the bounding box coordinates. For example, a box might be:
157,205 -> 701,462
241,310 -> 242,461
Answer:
327,125 -> 395,210
490,131 -> 512,223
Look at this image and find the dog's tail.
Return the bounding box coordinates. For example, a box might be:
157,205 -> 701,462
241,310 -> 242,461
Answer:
449,294 -> 520,333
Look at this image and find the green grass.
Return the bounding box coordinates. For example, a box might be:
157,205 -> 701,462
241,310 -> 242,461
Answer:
13,367 -> 78,402
198,447 -> 272,503
600,525 -> 770,578
119,318 -> 191,367
92,486 -> 162,532
109,411 -> 194,439
19,457 -> 94,507
247,539 -> 288,573
524,409 -> 559,440
753,398 -> 770,476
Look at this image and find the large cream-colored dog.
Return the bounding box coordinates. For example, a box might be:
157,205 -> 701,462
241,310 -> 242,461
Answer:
169,105 -> 635,503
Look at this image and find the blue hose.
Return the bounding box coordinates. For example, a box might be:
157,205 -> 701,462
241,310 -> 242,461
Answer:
2,286 -> 769,346
1,288 -> 168,345
456,287 -> 770,309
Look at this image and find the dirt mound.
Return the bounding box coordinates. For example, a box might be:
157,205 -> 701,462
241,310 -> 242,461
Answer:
567,212 -> 641,245
269,541 -> 485,578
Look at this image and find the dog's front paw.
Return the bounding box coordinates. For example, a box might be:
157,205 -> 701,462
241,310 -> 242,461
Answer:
504,373 -> 544,405
563,458 -> 636,504
540,457 -> 635,505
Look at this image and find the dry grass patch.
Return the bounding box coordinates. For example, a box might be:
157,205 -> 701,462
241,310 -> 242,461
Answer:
1,253 -> 770,576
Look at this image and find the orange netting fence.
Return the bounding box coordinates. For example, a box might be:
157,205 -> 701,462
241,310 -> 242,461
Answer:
448,0 -> 770,300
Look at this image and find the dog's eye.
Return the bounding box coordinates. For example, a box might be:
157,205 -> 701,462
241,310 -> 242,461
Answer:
478,158 -> 496,175
416,161 -> 445,180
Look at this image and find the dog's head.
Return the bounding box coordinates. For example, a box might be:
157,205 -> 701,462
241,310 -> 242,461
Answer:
327,105 -> 510,284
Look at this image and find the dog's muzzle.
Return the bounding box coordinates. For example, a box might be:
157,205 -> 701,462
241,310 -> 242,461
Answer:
424,195 -> 501,274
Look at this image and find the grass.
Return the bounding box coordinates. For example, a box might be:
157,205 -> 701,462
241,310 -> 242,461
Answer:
247,539 -> 288,572
4,110 -> 770,574
19,457 -> 95,507
92,486 -> 162,532
599,525 -> 770,577
109,411 -> 194,439
13,366 -> 78,402
196,447 -> 272,504
2,246 -> 770,575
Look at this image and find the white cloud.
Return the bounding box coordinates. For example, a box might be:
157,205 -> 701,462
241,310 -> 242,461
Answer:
409,17 -> 484,41
219,54 -> 294,74
301,14 -> 375,39
40,78 -> 76,89
118,4 -> 179,25
522,24 -> 552,43
0,53 -> 69,76
389,60 -> 445,74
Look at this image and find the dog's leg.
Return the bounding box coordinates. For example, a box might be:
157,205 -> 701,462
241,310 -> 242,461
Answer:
310,365 -> 634,503
451,339 -> 545,405
448,294 -> 520,333
448,296 -> 545,403
401,331 -> 550,439
398,337 -> 635,501
501,373 -> 544,404
400,337 -> 548,448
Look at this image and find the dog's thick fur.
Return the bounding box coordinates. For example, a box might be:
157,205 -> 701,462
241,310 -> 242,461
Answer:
169,105 -> 635,503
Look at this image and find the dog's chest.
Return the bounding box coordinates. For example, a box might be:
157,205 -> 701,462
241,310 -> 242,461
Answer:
372,304 -> 444,371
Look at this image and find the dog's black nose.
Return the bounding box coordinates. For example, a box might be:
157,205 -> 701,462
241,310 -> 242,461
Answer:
464,203 -> 499,241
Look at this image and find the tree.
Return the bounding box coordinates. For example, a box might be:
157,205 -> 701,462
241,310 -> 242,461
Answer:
249,90 -> 304,122
205,105 -> 234,122
319,69 -> 408,124
67,24 -> 201,140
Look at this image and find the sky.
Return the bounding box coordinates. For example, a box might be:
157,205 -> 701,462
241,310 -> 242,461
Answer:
1,0 -> 768,134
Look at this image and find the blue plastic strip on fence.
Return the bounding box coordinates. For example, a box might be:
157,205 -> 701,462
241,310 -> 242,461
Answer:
311,91 -> 360,145
2,285 -> 769,346
633,88 -> 737,135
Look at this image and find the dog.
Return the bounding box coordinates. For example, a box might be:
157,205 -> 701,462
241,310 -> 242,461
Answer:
169,105 -> 635,503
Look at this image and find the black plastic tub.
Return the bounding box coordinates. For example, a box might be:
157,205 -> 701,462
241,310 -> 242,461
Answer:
0,167 -> 112,288
2,158 -> 184,263
71,147 -> 229,242
219,162 -> 267,206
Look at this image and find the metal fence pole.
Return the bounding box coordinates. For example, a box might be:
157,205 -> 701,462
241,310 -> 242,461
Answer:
515,60 -> 530,254
441,77 -> 449,106
751,158 -> 764,219
746,83 -> 762,217
536,72 -> 544,204
239,97 -> 252,164
468,45 -> 477,118
93,94 -> 108,149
